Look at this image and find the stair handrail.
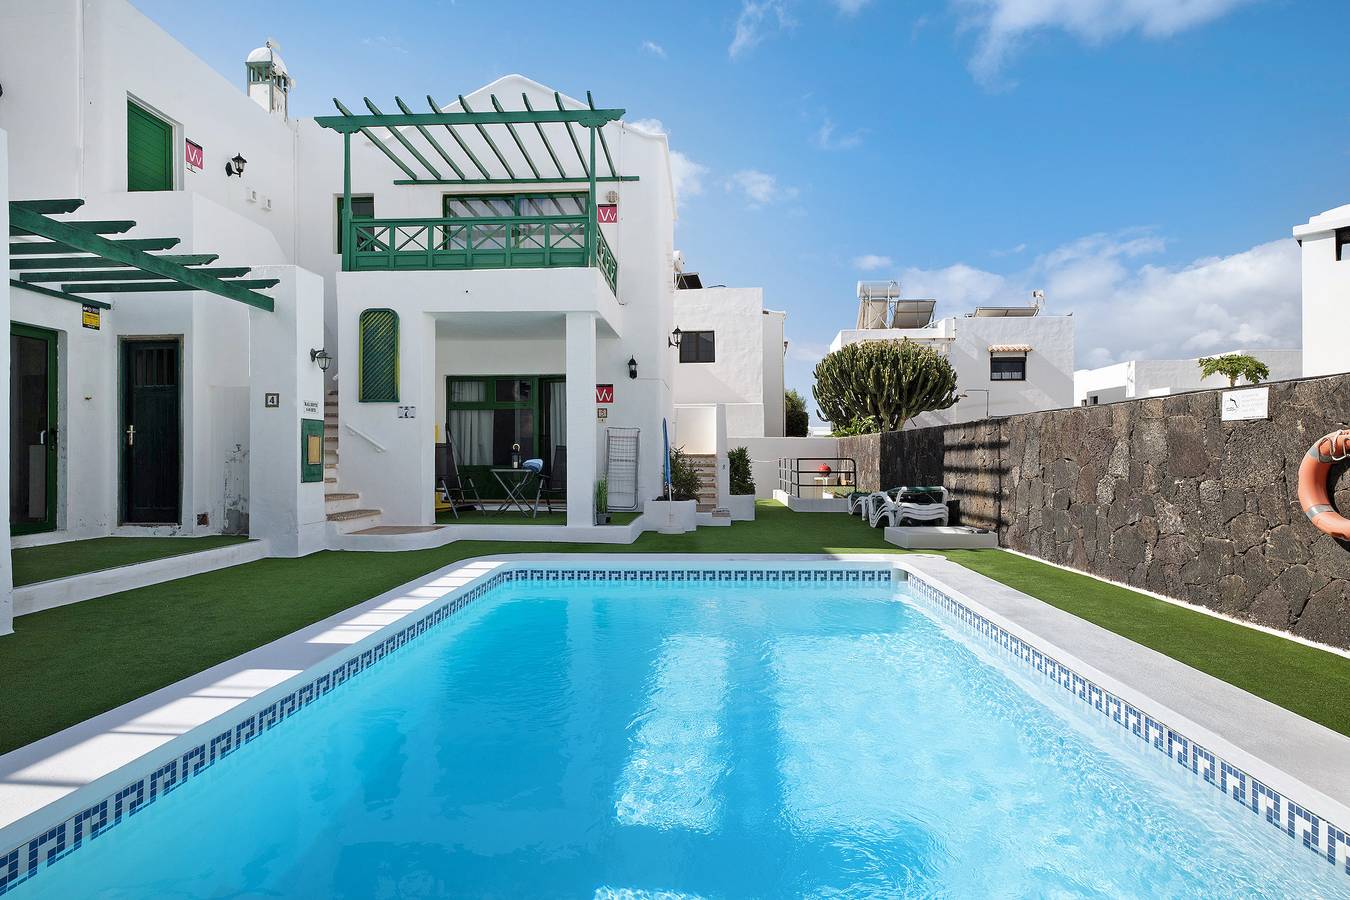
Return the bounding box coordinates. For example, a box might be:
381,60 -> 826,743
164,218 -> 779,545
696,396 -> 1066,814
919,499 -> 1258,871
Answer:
343,422 -> 387,453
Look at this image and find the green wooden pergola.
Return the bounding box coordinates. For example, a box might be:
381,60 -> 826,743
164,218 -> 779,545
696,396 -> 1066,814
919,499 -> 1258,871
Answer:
315,91 -> 633,272
8,199 -> 278,311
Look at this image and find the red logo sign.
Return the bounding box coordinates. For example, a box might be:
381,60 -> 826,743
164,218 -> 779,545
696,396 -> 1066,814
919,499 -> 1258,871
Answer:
185,140 -> 204,172
595,384 -> 614,404
597,204 -> 618,224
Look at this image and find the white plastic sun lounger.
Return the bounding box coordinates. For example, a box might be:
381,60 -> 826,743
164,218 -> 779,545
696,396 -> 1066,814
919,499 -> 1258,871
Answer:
868,486 -> 950,528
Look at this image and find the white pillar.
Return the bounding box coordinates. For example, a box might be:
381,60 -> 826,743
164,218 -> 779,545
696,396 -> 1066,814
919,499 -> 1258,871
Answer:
714,402 -> 730,509
565,311 -> 597,527
0,129 -> 13,636
248,265 -> 327,557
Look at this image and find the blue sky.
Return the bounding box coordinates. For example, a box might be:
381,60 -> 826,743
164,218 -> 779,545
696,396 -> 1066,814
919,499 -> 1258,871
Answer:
135,0 -> 1350,407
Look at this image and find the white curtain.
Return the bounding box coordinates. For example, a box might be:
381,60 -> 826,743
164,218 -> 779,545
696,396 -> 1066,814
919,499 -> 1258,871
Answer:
448,381 -> 491,465
547,380 -> 567,466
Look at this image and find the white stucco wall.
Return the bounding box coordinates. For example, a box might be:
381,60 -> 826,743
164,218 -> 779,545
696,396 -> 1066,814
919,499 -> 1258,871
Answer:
1074,349 -> 1303,405
762,310 -> 786,437
1294,205 -> 1350,378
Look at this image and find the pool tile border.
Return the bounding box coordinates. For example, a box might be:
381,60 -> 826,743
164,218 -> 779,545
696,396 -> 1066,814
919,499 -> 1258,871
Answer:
905,571 -> 1350,883
0,563 -> 889,895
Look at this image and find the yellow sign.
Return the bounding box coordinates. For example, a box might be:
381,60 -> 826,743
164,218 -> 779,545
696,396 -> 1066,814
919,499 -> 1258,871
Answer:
81,306 -> 101,330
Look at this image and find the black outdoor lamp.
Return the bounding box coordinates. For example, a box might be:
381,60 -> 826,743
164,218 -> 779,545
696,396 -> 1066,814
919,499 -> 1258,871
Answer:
628,356 -> 638,379
668,327 -> 682,349
310,348 -> 332,372
225,153 -> 248,177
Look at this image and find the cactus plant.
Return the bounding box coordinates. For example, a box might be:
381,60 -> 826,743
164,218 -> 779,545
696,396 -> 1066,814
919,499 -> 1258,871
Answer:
812,339 -> 959,433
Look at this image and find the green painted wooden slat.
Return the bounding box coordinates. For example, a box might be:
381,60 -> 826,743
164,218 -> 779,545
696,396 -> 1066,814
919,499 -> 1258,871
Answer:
9,279 -> 111,309
10,220 -> 136,237
8,253 -> 217,270
363,97 -> 442,179
521,93 -> 568,179
490,94 -> 541,179
587,92 -> 617,178
314,108 -> 624,132
556,92 -> 590,179
457,95 -> 517,180
358,308 -> 399,402
127,102 -> 173,192
10,199 -> 85,214
332,99 -> 421,181
394,96 -> 466,180
10,237 -> 180,255
11,206 -> 273,311
392,176 -> 638,185
427,95 -> 492,179
65,279 -> 278,293
22,267 -> 251,283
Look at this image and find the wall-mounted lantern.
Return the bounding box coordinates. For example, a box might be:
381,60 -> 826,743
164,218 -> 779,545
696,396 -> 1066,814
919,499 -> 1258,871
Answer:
309,348 -> 332,372
225,153 -> 248,177
668,327 -> 682,349
628,356 -> 638,379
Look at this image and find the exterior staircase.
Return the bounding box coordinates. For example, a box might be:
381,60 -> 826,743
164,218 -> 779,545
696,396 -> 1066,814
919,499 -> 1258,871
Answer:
322,390 -> 384,534
686,453 -> 731,524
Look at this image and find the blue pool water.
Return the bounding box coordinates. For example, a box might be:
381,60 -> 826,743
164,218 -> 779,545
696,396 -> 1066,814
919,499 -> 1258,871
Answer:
17,572 -> 1346,898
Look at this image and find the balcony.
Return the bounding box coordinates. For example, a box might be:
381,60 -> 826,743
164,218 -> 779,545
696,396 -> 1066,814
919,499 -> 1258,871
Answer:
345,215 -> 618,295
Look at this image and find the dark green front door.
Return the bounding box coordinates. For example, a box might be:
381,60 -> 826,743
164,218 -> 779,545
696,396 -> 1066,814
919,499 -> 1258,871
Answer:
10,324 -> 58,535
121,340 -> 181,524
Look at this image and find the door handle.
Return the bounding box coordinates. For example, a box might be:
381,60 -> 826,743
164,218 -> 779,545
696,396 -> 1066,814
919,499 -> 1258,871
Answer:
126,424 -> 135,447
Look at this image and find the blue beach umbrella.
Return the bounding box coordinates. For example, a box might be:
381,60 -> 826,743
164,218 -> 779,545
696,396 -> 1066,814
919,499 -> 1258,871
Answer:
662,418 -> 671,497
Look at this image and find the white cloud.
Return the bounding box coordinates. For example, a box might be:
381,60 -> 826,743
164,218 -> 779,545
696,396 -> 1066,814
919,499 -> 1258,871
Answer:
853,254 -> 894,271
833,0 -> 872,14
629,119 -> 708,207
954,0 -> 1253,81
641,40 -> 667,58
815,118 -> 865,150
727,169 -> 799,208
729,0 -> 794,59
897,229 -> 1299,367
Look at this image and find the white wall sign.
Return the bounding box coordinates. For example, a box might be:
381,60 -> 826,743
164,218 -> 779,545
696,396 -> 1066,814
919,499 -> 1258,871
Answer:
1221,387 -> 1269,421
397,405 -> 416,419
302,400 -> 320,416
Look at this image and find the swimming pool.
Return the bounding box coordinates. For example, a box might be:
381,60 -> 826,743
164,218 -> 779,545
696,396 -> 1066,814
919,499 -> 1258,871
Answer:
3,564 -> 1347,897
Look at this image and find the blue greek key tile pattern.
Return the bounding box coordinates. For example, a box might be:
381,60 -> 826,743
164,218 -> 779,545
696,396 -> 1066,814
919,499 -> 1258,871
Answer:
906,573 -> 1350,884
0,563 -> 890,895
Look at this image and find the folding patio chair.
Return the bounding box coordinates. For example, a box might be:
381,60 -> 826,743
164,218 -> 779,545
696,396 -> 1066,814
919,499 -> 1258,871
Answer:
437,440 -> 484,518
535,445 -> 567,514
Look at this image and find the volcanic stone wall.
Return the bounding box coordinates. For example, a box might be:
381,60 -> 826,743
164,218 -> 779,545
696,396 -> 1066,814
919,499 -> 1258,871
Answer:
840,374 -> 1350,649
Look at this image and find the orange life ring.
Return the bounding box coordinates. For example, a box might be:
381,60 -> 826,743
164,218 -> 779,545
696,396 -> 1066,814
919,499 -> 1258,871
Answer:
1298,429 -> 1350,539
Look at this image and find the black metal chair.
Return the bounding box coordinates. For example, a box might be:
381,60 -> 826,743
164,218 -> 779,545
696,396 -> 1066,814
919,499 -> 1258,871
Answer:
436,440 -> 484,518
535,445 -> 567,514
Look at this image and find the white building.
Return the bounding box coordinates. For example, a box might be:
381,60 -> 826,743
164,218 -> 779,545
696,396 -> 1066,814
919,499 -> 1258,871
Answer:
828,283 -> 1075,427
0,0 -> 691,632
1294,205 -> 1350,377
1074,349 -> 1302,406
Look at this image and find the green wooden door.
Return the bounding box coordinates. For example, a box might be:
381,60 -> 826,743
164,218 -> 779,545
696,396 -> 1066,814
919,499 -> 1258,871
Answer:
127,101 -> 173,192
121,340 -> 182,524
10,324 -> 58,535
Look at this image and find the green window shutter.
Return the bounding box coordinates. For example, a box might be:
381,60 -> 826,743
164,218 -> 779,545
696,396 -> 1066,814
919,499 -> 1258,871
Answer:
127,101 -> 173,192
358,309 -> 399,402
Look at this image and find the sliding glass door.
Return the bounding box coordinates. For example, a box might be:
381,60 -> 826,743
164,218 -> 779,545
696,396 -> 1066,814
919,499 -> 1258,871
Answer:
445,375 -> 563,498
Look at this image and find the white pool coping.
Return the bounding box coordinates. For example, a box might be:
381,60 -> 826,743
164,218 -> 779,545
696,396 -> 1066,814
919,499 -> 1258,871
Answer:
2,552 -> 1348,879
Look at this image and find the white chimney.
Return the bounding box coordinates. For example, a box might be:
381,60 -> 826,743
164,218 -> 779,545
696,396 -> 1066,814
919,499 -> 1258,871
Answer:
246,39 -> 293,119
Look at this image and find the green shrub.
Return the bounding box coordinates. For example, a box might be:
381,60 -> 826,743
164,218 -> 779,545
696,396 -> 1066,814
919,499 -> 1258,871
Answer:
659,446 -> 703,501
831,415 -> 882,437
785,389 -> 810,437
729,446 -> 756,495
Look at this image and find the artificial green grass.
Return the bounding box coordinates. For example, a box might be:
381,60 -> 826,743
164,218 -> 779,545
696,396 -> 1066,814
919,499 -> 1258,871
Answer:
12,536 -> 251,587
2,501 -> 1348,756
435,509 -> 641,526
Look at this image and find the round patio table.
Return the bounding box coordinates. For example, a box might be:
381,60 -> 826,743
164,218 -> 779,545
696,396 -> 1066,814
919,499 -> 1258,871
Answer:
490,467 -> 539,517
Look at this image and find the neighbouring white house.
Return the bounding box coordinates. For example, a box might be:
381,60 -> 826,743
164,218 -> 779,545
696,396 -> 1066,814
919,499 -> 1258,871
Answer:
1074,349 -> 1303,406
0,0 -> 695,633
1294,204 -> 1350,378
828,282 -> 1075,427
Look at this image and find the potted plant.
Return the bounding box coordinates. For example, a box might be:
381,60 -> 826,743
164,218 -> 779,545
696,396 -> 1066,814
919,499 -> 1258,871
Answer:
594,477 -> 610,525
727,446 -> 757,521
647,446 -> 700,533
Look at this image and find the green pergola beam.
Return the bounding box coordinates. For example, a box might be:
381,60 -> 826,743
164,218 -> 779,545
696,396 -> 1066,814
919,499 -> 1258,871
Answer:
556,92 -> 590,179
332,99 -> 421,181
10,237 -> 180,255
395,96 -> 466,180
490,94 -> 541,179
363,97 -> 442,180
21,267 -> 252,284
587,92 -> 617,178
66,278 -> 279,294
427,95 -> 491,179
314,108 -> 623,132
9,279 -> 111,309
457,95 -> 517,180
522,93 -> 567,179
10,205 -> 273,311
8,253 -> 219,270
391,176 -> 638,185
11,220 -> 136,237
11,199 -> 85,215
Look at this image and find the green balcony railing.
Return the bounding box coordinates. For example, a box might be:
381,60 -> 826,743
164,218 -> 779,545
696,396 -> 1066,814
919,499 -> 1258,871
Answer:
344,214 -> 618,295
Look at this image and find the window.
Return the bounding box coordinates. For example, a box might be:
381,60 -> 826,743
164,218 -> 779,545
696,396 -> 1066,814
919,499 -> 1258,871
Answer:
127,101 -> 173,192
336,195 -> 375,253
679,330 -> 716,363
1337,227 -> 1350,262
358,309 -> 399,402
445,376 -> 565,471
990,354 -> 1026,381
442,193 -> 587,218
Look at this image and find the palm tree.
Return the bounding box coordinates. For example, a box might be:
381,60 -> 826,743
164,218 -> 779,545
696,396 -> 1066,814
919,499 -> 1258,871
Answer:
1197,353 -> 1271,388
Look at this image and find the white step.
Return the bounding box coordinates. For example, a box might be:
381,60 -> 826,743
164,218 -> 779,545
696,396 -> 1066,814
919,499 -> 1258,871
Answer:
324,491 -> 361,514
326,507 -> 382,534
